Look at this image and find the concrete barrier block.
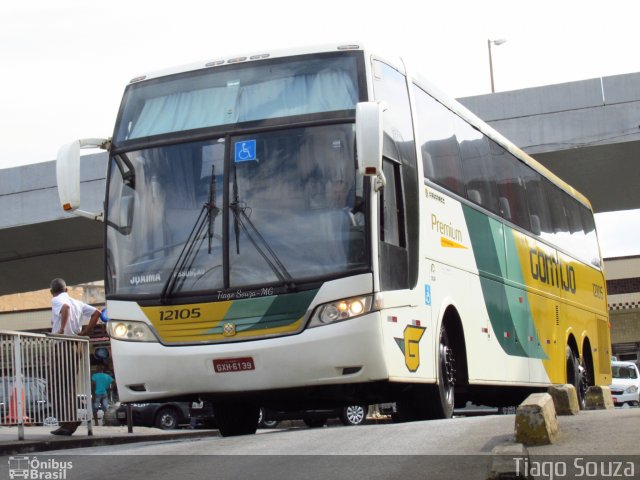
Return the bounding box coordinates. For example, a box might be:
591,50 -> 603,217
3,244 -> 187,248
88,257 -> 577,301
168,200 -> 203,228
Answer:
514,393 -> 558,446
547,384 -> 580,415
584,385 -> 615,410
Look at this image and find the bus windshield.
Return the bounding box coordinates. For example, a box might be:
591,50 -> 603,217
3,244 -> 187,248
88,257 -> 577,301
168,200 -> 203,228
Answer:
114,54 -> 359,143
105,124 -> 368,297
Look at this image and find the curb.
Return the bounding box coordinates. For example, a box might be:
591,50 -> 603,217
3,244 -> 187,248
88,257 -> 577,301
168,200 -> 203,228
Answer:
0,429 -> 218,455
487,442 -> 531,480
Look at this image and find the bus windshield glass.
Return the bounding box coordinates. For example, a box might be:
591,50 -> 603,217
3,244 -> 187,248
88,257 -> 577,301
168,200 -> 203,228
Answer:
105,124 -> 367,297
114,54 -> 359,143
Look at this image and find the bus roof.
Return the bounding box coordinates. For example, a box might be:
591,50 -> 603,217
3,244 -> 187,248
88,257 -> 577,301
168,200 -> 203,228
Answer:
127,42 -> 367,84
126,42 -> 593,211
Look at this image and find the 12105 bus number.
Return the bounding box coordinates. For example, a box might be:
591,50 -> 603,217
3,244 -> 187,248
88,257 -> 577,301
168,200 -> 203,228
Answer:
159,307 -> 201,321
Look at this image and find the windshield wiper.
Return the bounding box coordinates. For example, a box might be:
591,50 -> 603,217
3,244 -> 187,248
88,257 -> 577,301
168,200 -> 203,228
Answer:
230,165 -> 295,289
114,153 -> 136,188
161,165 -> 219,303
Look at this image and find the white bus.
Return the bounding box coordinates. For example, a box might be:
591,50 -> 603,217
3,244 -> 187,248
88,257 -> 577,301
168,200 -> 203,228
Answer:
57,43 -> 611,436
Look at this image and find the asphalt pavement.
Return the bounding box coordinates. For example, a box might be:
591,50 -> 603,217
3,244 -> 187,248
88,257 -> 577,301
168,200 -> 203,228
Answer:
0,407 -> 638,457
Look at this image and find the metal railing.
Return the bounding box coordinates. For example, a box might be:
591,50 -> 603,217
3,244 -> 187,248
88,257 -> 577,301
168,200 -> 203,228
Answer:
0,330 -> 93,440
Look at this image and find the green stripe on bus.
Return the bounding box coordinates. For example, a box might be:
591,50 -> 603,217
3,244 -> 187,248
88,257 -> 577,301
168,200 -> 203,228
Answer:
464,206 -> 546,359
220,289 -> 319,333
503,226 -> 547,359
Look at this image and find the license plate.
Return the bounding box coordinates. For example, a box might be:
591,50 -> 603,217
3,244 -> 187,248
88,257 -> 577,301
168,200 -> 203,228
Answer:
213,357 -> 255,373
117,412 -> 126,419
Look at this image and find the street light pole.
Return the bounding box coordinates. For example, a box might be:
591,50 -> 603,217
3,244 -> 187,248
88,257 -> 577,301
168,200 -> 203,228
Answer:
488,38 -> 507,93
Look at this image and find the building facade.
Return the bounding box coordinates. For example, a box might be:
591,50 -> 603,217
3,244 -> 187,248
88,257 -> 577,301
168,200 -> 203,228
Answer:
606,255 -> 640,363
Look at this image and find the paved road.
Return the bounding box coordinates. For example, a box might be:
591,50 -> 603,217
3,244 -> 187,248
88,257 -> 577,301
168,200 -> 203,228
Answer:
2,409 -> 637,480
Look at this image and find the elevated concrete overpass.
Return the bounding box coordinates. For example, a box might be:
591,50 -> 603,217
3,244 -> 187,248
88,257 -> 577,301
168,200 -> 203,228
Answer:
459,72 -> 640,213
0,155 -> 105,295
1,71 -> 639,295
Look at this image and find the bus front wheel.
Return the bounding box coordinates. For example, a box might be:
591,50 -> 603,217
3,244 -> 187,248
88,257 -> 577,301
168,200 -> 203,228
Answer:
213,403 -> 259,437
395,325 -> 456,421
428,325 -> 456,419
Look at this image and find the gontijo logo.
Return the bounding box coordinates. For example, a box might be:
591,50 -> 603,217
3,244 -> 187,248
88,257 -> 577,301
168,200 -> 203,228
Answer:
8,456 -> 72,479
529,247 -> 576,294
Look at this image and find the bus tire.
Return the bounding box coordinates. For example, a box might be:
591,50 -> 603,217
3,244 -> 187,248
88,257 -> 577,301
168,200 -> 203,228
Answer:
566,345 -> 586,409
427,325 -> 455,419
213,403 -> 259,437
395,325 -> 456,421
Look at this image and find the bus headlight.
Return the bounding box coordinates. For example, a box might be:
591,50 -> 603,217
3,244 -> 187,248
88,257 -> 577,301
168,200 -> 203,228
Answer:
107,320 -> 158,342
309,295 -> 374,327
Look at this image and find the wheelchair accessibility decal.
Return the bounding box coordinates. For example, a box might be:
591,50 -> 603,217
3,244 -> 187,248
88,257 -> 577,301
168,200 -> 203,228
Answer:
234,140 -> 257,163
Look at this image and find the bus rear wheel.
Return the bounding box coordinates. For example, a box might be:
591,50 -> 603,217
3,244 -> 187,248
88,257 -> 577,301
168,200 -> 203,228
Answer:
213,403 -> 259,437
566,345 -> 587,409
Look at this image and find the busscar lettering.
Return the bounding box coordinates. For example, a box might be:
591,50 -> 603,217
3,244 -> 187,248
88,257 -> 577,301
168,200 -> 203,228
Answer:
426,189 -> 446,204
529,248 -> 577,294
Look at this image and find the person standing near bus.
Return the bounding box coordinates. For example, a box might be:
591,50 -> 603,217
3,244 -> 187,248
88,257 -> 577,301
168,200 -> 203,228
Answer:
91,365 -> 114,420
49,277 -> 101,436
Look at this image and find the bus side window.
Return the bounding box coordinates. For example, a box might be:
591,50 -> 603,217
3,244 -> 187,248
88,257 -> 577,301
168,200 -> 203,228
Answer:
380,158 -> 405,247
413,86 -> 465,197
489,140 -> 530,231
378,157 -> 409,291
544,179 -> 570,246
455,118 -> 499,214
521,166 -> 553,238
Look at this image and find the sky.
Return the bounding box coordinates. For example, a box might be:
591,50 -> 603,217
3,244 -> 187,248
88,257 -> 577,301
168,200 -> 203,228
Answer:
1,0 -> 639,257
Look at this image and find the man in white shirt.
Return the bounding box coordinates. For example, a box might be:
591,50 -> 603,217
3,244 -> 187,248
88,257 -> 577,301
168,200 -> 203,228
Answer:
49,278 -> 101,435
50,278 -> 101,336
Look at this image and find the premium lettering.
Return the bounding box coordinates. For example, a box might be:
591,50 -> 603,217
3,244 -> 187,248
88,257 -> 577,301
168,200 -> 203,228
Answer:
431,214 -> 463,243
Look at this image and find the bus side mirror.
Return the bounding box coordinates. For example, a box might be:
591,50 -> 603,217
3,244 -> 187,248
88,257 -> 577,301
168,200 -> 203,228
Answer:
56,138 -> 110,222
355,102 -> 385,191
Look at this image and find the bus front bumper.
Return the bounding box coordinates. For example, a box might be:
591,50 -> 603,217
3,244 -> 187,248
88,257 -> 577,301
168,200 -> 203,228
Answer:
112,313 -> 389,403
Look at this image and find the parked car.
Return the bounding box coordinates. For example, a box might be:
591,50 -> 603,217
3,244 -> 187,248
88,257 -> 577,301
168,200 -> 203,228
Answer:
189,401 -> 217,429
258,404 -> 369,428
610,361 -> 640,407
116,401 -> 192,430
